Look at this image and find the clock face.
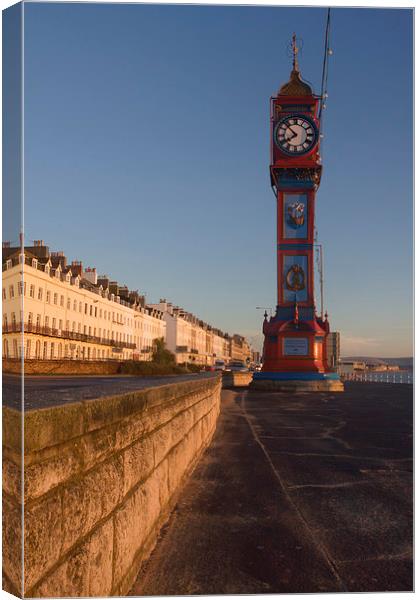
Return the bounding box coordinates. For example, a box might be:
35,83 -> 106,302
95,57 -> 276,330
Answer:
274,115 -> 318,156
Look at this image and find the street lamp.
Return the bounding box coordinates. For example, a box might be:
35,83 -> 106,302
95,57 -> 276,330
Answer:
256,306 -> 274,318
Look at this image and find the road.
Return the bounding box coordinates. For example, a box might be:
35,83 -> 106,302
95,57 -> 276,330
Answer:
129,382 -> 413,594
2,372 -> 218,411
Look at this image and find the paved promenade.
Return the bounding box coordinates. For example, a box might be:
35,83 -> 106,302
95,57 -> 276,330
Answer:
130,382 -> 412,594
2,372 -> 217,411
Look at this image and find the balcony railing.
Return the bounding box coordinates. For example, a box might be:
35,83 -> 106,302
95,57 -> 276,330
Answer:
3,322 -> 136,349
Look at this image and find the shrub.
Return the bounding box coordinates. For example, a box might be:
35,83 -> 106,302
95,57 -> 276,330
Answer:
118,360 -> 188,376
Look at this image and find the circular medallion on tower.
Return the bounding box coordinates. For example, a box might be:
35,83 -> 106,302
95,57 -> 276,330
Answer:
274,114 -> 318,156
286,264 -> 306,292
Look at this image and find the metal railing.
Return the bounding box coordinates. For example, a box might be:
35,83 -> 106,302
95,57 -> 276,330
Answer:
340,371 -> 413,385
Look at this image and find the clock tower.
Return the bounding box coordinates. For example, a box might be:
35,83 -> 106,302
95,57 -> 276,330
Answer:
252,35 -> 343,392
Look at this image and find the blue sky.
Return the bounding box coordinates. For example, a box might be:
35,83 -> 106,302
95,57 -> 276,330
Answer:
14,3 -> 414,356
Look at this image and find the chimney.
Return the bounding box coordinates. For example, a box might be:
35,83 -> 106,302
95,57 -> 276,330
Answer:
70,260 -> 83,277
83,267 -> 98,285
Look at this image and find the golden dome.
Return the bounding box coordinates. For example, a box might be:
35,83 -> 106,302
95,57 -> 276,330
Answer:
279,33 -> 314,96
279,68 -> 313,96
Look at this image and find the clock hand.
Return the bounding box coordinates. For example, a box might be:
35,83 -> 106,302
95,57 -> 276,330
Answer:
286,127 -> 298,140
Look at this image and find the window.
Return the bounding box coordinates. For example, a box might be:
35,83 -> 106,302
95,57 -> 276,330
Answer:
32,258 -> 38,269
26,339 -> 31,359
66,320 -> 69,331
90,305 -> 93,316
29,285 -> 35,298
60,295 -> 64,307
99,309 -> 102,318
52,318 -> 56,330
9,285 -> 14,299
59,319 -> 63,331
43,342 -> 48,359
38,288 -> 43,301
79,302 -> 82,313
67,298 -> 71,309
36,315 -> 41,328
28,313 -> 33,325
11,313 -> 16,326
3,315 -> 8,328
53,293 -> 58,305
2,289 -> 5,300
95,307 -> 97,317
46,291 -> 51,303
78,323 -> 81,333
72,321 -> 76,332
50,343 -> 55,359
45,316 -> 49,326
73,300 -> 77,311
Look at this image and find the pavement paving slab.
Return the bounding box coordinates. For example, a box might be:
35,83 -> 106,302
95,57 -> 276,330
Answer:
129,382 -> 413,595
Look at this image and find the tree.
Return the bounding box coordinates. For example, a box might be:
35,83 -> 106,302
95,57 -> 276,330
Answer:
152,337 -> 176,365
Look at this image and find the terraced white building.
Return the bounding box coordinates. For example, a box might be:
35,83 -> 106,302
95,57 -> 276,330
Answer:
2,241 -> 165,361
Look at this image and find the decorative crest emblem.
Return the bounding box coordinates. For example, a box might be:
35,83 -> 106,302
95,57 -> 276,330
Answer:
287,201 -> 305,227
286,264 -> 305,291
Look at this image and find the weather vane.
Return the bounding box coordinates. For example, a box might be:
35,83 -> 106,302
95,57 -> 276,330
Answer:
287,32 -> 303,72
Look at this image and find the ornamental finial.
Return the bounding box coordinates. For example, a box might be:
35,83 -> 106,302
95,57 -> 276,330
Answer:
294,295 -> 299,327
279,34 -> 313,96
291,32 -> 299,72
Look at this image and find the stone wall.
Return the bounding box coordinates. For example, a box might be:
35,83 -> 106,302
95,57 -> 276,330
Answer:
222,371 -> 253,388
3,376 -> 221,597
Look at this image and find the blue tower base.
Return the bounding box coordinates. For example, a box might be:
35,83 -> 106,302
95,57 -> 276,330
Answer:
251,371 -> 344,392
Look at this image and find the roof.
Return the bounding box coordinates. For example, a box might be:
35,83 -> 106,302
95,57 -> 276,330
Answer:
278,68 -> 313,96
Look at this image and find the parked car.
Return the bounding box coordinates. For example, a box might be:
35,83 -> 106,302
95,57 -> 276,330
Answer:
226,360 -> 248,372
214,360 -> 226,372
